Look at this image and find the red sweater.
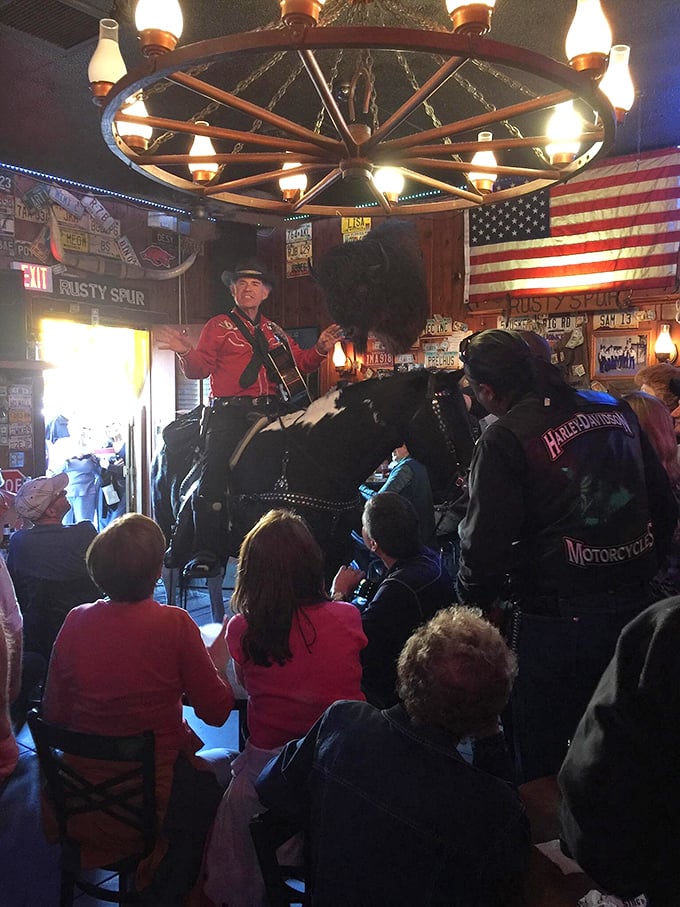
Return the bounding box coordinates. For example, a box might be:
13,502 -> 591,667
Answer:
44,597 -> 234,756
227,601 -> 366,749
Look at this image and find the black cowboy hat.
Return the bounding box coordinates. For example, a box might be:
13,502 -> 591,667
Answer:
220,258 -> 274,289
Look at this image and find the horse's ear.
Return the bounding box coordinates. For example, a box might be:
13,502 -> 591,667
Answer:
307,259 -> 319,282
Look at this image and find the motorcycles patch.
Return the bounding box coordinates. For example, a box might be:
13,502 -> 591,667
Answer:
563,523 -> 654,568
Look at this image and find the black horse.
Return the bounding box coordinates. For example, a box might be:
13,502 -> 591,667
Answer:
152,369 -> 474,578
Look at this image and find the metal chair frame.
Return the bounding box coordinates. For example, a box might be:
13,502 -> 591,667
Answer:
27,709 -> 156,907
250,809 -> 308,907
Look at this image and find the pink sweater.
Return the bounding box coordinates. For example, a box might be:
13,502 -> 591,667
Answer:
227,600 -> 366,749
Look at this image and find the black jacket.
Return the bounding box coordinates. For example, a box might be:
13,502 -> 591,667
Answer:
257,701 -> 530,907
458,390 -> 677,607
360,548 -> 455,707
559,596 -> 680,905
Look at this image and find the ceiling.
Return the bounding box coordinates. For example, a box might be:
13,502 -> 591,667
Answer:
0,0 -> 678,223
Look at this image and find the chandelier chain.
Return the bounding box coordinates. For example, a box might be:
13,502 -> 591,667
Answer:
448,66 -> 549,165
395,51 -> 456,152
362,50 -> 380,132
383,0 -> 448,33
145,50 -> 290,154
470,59 -> 539,99
233,59 -> 305,154
314,49 -> 345,135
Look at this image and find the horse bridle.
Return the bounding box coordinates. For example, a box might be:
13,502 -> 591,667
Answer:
415,374 -> 469,521
235,372 -> 468,517
235,412 -> 362,517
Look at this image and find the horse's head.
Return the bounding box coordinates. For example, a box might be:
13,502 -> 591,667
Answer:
401,369 -> 474,501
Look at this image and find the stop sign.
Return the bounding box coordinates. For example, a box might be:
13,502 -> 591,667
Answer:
1,469 -> 26,493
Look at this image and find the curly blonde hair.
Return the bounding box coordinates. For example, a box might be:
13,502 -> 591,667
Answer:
397,607 -> 517,740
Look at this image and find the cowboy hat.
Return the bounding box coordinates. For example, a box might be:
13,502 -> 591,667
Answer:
220,259 -> 274,289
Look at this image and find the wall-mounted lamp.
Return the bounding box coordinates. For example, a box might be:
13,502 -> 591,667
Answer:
654,323 -> 678,364
332,340 -> 363,378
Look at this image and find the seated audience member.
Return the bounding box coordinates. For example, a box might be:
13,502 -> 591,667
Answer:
257,607 -> 530,907
7,473 -> 100,660
360,442 -> 436,547
42,513 -> 234,905
559,596 -> 680,907
0,616 -> 19,782
0,489 -> 22,712
635,362 -> 680,440
624,390 -> 680,596
202,509 -> 366,907
1,480 -> 45,730
332,493 -> 455,708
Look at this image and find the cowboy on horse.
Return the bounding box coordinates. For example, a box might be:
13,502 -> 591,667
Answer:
156,260 -> 342,577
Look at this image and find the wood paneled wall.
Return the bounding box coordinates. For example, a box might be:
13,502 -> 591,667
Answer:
256,213 -> 469,331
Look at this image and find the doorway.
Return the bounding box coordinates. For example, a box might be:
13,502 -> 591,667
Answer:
39,318 -> 150,526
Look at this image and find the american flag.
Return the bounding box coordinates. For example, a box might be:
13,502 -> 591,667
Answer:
465,147 -> 680,303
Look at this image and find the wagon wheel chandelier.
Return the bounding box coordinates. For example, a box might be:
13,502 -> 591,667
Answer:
88,0 -> 634,220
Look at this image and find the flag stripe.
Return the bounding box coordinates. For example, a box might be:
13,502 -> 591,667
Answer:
472,247 -> 678,283
466,148 -> 680,301
470,228 -> 680,265
471,267 -> 676,297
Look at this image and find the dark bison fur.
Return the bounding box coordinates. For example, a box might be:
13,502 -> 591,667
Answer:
313,219 -> 428,354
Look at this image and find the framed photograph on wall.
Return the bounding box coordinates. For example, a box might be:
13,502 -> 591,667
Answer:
592,330 -> 652,380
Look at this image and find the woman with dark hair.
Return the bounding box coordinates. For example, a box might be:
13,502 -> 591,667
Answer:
457,329 -> 677,782
202,509 -> 366,907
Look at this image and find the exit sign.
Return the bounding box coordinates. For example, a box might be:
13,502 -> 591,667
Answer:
11,261 -> 53,293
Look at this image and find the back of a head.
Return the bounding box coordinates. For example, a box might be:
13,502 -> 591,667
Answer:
623,391 -> 680,483
397,607 -> 517,740
235,509 -> 325,607
463,328 -> 576,408
517,330 -> 552,363
86,513 -> 166,602
462,330 -> 535,400
14,473 -> 68,523
232,509 -> 326,666
634,363 -> 680,410
363,493 -> 420,560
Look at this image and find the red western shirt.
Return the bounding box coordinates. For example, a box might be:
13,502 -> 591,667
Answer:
179,308 -> 324,399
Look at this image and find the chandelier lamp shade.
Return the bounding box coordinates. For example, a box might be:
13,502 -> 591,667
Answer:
599,45 -> 635,123
116,94 -> 153,153
87,19 -> 127,103
88,0 -> 634,220
373,166 -> 405,204
467,131 -> 498,193
135,0 -> 184,57
188,122 -> 219,184
564,0 -> 612,77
